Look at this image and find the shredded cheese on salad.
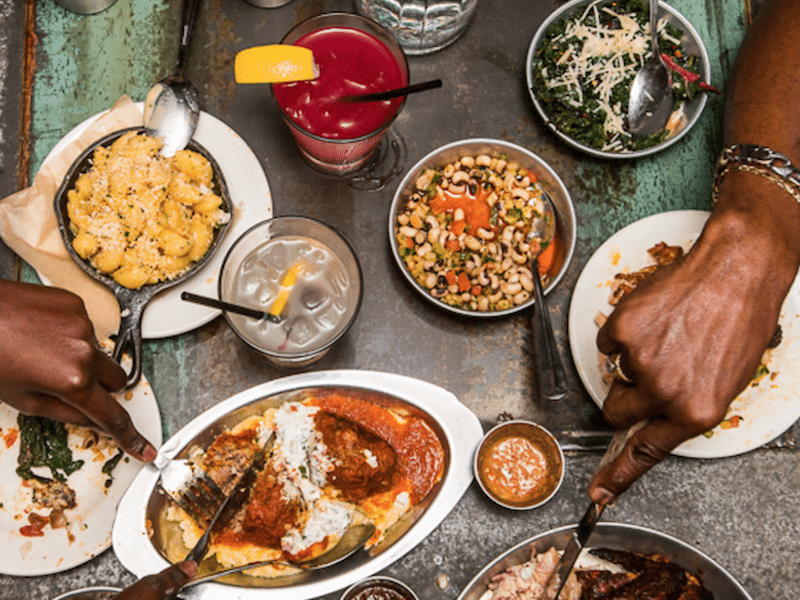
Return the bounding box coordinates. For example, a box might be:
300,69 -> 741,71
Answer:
532,0 -> 703,153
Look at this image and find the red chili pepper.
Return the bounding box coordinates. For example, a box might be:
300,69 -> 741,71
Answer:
660,53 -> 721,94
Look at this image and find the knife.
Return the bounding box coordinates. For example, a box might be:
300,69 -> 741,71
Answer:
544,420 -> 648,599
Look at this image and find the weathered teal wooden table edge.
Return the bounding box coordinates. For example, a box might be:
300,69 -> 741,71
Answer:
3,0 -> 798,598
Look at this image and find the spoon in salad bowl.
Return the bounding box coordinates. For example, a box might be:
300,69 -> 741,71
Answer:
628,0 -> 673,137
529,190 -> 568,401
144,0 -> 202,157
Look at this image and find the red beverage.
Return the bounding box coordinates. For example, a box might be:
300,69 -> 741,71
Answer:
274,27 -> 407,139
272,13 -> 409,175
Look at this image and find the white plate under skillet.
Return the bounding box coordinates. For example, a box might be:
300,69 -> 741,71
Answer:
38,104 -> 273,339
568,210 -> 800,458
113,370 -> 483,600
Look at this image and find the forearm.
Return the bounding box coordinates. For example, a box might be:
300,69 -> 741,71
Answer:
704,0 -> 800,310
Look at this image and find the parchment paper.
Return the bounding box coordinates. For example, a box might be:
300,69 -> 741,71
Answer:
0,96 -> 144,341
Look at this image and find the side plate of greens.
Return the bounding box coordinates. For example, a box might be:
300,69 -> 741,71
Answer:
526,0 -> 711,159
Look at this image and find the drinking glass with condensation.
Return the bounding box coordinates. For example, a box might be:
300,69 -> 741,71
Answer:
270,13 -> 410,176
355,0 -> 478,55
218,217 -> 363,368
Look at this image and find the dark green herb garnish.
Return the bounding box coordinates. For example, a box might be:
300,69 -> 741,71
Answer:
102,448 -> 125,478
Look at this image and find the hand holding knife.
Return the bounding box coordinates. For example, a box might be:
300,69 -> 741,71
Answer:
543,420 -> 649,600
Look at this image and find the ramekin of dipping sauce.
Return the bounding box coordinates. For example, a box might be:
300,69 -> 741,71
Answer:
218,216 -> 363,368
272,12 -> 409,176
340,576 -> 419,600
474,420 -> 564,510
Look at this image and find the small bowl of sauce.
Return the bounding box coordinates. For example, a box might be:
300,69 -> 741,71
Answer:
340,576 -> 419,600
474,420 -> 564,510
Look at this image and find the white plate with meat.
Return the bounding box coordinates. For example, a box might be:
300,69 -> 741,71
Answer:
0,364 -> 162,575
568,210 -> 800,458
457,522 -> 751,600
113,369 -> 483,600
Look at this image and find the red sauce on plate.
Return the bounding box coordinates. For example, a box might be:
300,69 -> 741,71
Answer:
273,26 -> 407,139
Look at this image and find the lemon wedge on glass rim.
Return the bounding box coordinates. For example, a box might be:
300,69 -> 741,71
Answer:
234,45 -> 318,84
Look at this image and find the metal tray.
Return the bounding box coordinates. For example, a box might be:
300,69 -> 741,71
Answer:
457,522 -> 752,600
113,370 -> 483,600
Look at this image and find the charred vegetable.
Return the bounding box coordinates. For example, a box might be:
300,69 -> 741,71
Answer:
16,414 -> 84,482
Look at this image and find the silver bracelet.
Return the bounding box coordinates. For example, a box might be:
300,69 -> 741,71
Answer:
713,144 -> 800,204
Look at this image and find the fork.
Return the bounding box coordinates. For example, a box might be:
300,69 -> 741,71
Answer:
153,452 -> 227,527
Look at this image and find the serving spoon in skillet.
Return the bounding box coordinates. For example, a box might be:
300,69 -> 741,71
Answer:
144,0 -> 202,157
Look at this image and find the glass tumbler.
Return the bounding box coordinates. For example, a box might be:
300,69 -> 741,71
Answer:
355,0 -> 478,55
272,13 -> 409,176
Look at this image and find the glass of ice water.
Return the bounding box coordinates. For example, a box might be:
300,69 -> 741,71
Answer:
219,217 -> 363,368
355,0 -> 478,55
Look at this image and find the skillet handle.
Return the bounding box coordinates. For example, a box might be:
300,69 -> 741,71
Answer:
111,294 -> 147,390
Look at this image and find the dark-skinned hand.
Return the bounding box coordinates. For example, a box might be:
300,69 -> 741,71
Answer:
589,206 -> 799,505
0,280 -> 157,462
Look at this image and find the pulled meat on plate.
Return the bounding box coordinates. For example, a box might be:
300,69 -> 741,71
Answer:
481,547 -> 713,600
608,242 -> 684,306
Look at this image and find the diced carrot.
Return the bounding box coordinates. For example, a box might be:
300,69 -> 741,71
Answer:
450,219 -> 467,236
529,171 -> 538,183
470,285 -> 482,296
445,239 -> 461,252
444,270 -> 458,286
536,237 -> 558,275
457,271 -> 471,292
404,236 -> 415,248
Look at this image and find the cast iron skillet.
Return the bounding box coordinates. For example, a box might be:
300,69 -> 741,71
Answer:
54,126 -> 233,389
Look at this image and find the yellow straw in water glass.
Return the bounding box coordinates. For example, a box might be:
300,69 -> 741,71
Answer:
268,261 -> 305,321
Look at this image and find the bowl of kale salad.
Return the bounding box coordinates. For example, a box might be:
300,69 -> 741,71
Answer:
526,0 -> 713,158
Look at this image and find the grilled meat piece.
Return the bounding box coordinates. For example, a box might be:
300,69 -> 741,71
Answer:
315,411 -> 397,501
241,462 -> 301,548
588,549 -> 707,600
608,242 -> 684,306
576,570 -> 632,599
201,429 -> 260,493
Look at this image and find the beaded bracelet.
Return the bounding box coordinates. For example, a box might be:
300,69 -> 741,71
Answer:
712,144 -> 800,204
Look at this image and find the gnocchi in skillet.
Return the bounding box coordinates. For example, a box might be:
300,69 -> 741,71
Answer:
65,130 -> 230,289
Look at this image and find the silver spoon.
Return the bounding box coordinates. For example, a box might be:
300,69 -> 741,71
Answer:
144,0 -> 202,157
184,522 -> 376,588
627,0 -> 673,137
530,190 -> 568,401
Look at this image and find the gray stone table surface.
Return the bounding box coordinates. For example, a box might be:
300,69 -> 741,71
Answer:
0,0 -> 797,599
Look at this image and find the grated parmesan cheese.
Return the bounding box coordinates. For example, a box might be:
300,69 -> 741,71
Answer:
532,0 -> 701,152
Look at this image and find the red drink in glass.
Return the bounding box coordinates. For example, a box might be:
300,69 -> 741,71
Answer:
272,13 -> 409,175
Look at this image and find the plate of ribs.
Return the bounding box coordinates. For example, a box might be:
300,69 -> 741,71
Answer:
457,522 -> 751,600
568,210 -> 800,458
